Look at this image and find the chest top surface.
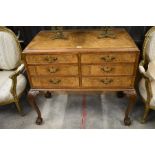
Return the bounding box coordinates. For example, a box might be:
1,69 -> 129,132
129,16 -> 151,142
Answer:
23,28 -> 139,53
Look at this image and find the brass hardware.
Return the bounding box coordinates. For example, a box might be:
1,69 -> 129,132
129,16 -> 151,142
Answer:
51,26 -> 68,40
49,79 -> 61,84
44,56 -> 58,63
48,67 -> 59,73
100,78 -> 113,84
101,55 -> 115,62
98,26 -> 116,39
101,66 -> 113,72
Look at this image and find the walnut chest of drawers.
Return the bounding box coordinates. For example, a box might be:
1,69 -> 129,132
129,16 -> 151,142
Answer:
23,28 -> 140,125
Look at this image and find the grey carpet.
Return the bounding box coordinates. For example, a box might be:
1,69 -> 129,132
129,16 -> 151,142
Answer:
0,92 -> 155,129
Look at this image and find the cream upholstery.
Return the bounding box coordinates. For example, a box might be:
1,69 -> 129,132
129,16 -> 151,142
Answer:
146,60 -> 155,80
139,60 -> 155,81
0,27 -> 27,114
0,30 -> 20,70
145,31 -> 155,62
139,27 -> 155,122
0,71 -> 26,103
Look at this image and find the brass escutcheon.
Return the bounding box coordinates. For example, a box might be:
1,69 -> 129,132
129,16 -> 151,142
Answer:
44,56 -> 58,63
48,67 -> 59,73
101,55 -> 115,62
101,66 -> 113,72
49,79 -> 61,84
100,78 -> 113,84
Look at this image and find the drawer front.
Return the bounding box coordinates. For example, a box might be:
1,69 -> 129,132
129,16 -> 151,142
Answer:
82,64 -> 135,76
31,77 -> 79,88
81,53 -> 137,63
26,54 -> 78,64
28,65 -> 78,76
82,77 -> 134,88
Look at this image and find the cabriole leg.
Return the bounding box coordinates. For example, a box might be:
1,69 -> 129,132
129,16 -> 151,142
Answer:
28,90 -> 43,125
124,89 -> 137,126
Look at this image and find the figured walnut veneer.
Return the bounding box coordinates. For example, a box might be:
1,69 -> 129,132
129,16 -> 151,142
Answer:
23,28 -> 139,125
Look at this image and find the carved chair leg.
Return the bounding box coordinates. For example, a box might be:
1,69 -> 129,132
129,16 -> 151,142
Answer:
44,91 -> 52,98
15,101 -> 24,116
141,106 -> 150,124
28,90 -> 43,125
124,90 -> 137,126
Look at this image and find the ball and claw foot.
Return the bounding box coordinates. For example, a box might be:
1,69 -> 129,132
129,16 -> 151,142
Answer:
36,117 -> 43,125
124,117 -> 131,126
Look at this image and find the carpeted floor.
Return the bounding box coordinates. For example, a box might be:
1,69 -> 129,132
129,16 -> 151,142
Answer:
0,92 -> 155,129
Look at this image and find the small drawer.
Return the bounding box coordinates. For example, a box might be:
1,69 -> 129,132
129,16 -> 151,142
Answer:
28,65 -> 78,76
82,77 -> 134,88
26,54 -> 78,64
31,77 -> 79,88
81,53 -> 137,63
82,64 -> 135,76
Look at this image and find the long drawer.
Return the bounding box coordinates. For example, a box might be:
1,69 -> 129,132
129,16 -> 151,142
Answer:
26,54 -> 78,64
81,53 -> 137,63
28,65 -> 79,76
82,77 -> 134,88
82,64 -> 135,76
31,77 -> 79,88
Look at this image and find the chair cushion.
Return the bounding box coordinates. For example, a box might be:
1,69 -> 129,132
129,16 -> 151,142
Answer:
0,30 -> 20,70
0,71 -> 27,103
0,71 -> 14,86
139,78 -> 155,107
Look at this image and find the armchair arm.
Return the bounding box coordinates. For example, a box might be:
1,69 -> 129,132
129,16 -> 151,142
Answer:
139,60 -> 153,104
9,64 -> 25,99
139,60 -> 150,79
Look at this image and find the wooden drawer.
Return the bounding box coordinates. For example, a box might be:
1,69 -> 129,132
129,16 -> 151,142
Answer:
31,77 -> 79,88
28,65 -> 78,76
81,53 -> 137,63
82,77 -> 134,88
82,64 -> 135,76
26,54 -> 78,64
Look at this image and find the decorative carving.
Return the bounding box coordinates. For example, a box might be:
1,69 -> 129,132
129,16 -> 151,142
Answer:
51,26 -> 68,40
98,26 -> 116,39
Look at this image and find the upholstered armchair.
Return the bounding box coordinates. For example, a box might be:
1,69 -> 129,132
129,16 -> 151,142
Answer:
0,27 -> 27,114
139,27 -> 155,123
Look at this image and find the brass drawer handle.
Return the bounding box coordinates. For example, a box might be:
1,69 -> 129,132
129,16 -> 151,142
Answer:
44,56 -> 58,63
100,78 -> 113,84
101,55 -> 115,62
101,66 -> 113,72
49,79 -> 61,84
48,67 -> 59,73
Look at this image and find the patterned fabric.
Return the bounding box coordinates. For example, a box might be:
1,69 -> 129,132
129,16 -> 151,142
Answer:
145,31 -> 155,62
0,31 -> 20,70
0,71 -> 26,103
